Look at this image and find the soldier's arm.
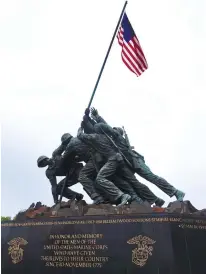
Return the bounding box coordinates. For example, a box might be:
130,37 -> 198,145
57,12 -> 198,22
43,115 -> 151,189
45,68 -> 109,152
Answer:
77,127 -> 96,145
95,115 -> 107,124
87,115 -> 97,126
62,141 -> 74,160
52,144 -> 66,158
94,123 -> 118,138
82,115 -> 96,134
46,170 -> 57,187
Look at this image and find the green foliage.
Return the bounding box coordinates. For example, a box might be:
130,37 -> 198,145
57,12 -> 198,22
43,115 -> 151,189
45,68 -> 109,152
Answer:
1,216 -> 11,222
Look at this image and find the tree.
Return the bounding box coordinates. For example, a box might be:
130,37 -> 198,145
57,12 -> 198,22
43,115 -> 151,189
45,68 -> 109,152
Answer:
1,216 -> 11,222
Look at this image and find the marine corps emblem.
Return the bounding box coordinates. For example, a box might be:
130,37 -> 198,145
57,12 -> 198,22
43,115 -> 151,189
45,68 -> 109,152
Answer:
8,237 -> 28,264
127,235 -> 155,267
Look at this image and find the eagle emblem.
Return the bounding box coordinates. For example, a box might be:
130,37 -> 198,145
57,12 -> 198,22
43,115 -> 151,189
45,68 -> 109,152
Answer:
8,237 -> 28,264
127,235 -> 155,267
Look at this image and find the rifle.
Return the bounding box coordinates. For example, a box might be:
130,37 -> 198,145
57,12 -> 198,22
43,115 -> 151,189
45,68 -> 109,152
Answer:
123,126 -> 139,168
122,126 -> 144,168
122,126 -> 131,147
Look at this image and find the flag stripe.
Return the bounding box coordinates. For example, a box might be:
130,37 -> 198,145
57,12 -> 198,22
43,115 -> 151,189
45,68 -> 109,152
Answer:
117,26 -> 145,74
117,28 -> 124,46
133,37 -> 148,65
128,40 -> 147,70
124,42 -> 145,72
122,54 -> 137,74
122,46 -> 143,74
117,13 -> 148,77
122,49 -> 141,75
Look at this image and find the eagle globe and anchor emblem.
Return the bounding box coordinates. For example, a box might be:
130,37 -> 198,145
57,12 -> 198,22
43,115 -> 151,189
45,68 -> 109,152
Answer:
127,235 -> 156,267
8,237 -> 28,264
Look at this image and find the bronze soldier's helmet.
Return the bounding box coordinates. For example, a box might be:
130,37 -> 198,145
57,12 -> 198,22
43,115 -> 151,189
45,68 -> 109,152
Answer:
61,133 -> 72,145
113,127 -> 123,136
37,155 -> 49,167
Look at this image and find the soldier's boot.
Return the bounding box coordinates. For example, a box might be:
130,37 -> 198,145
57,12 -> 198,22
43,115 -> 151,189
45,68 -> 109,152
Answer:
174,190 -> 185,201
117,194 -> 132,207
102,200 -> 111,204
155,197 -> 165,207
129,195 -> 139,203
93,196 -> 105,205
132,196 -> 144,204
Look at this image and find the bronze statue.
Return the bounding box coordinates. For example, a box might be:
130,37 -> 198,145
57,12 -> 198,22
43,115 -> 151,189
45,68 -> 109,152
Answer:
37,107 -> 185,207
78,119 -> 167,207
90,108 -> 185,202
37,141 -> 84,204
61,134 -> 106,204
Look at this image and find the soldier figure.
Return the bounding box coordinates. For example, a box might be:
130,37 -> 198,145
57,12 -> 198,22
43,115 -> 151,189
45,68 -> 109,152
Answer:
37,133 -> 84,204
81,110 -> 165,206
37,104 -> 186,208
90,108 -> 185,202
61,132 -> 106,204
77,119 -> 166,207
77,125 -> 132,205
37,155 -> 83,204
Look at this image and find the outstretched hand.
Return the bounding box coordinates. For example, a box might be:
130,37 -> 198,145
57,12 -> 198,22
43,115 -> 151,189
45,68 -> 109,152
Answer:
85,108 -> 90,116
91,107 -> 98,117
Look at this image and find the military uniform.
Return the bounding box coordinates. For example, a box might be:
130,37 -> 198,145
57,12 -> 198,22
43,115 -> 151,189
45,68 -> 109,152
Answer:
62,136 -> 104,202
92,123 -> 162,204
93,115 -> 181,199
45,159 -> 83,203
78,127 -> 153,204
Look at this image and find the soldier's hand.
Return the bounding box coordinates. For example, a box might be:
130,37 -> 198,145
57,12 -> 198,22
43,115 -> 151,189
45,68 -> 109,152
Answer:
85,108 -> 90,116
91,107 -> 98,117
80,121 -> 84,129
83,114 -> 89,122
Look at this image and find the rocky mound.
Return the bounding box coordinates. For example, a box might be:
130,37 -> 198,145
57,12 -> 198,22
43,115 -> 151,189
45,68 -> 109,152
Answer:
12,200 -> 206,221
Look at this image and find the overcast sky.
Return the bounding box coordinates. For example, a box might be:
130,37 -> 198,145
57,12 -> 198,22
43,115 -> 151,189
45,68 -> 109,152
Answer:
1,0 -> 206,218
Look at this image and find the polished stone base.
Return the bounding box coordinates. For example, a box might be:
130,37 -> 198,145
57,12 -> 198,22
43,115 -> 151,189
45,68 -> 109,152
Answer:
2,213 -> 206,274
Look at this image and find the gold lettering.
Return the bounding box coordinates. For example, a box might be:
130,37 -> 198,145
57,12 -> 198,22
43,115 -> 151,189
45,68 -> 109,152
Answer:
44,245 -> 60,250
179,224 -> 206,230
79,251 -> 95,256
45,262 -> 55,267
169,218 -> 181,222
53,251 -> 96,256
87,239 -> 96,245
92,263 -> 103,268
4,217 -> 206,227
42,233 -> 109,268
196,219 -> 206,225
70,240 -> 86,244
70,256 -> 84,262
48,234 -> 103,240
45,262 -> 92,268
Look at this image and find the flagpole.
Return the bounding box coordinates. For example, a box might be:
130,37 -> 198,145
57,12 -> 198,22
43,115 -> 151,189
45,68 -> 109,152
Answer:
87,1 -> 128,108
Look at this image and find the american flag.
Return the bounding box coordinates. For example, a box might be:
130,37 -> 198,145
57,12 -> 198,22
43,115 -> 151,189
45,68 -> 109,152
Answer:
117,13 -> 148,77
